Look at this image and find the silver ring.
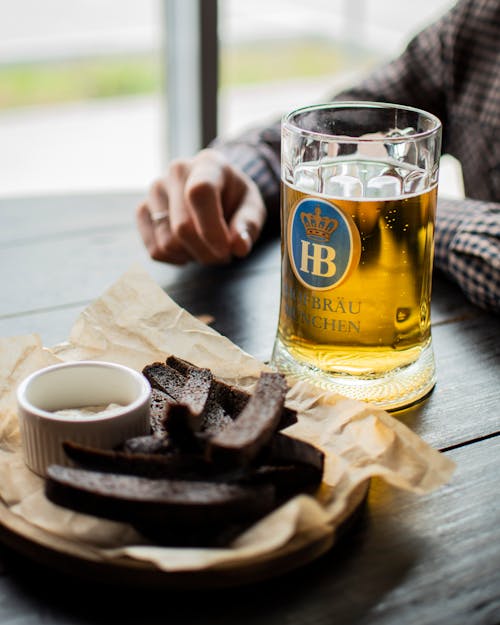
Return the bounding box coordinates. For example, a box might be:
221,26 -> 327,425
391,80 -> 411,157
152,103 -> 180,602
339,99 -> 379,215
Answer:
150,210 -> 170,225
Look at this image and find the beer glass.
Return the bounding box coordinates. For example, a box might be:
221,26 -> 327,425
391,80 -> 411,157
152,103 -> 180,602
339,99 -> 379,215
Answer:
271,102 -> 442,410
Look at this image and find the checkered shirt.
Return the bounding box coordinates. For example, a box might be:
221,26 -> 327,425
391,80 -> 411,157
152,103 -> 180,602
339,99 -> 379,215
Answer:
214,0 -> 500,313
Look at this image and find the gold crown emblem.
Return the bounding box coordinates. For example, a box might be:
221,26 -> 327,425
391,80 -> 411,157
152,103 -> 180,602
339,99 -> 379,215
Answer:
300,206 -> 338,241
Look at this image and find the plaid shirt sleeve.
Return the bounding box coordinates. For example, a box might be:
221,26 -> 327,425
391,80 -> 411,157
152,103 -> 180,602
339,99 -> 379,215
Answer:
331,0 -> 500,314
211,123 -> 282,216
435,199 -> 500,312
213,0 -> 500,314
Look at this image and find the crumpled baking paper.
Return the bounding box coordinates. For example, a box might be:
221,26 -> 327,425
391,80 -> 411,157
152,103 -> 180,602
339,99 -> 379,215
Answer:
0,265 -> 455,572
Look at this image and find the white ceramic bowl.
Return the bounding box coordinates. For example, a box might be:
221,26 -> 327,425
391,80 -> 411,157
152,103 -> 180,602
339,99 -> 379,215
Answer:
17,361 -> 151,476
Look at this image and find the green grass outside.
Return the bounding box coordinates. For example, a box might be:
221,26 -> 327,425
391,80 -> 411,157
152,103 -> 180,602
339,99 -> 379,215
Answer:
220,39 -> 364,85
0,56 -> 163,109
0,40 -> 372,109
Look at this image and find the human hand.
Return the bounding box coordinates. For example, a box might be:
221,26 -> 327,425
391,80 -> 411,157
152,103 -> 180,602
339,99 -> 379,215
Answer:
136,149 -> 266,265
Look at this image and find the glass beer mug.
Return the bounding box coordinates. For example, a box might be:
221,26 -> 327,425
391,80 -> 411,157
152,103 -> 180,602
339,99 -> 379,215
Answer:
271,102 -> 442,410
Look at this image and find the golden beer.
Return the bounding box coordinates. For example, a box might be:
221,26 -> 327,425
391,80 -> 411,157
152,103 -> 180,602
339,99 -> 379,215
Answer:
276,177 -> 436,377
272,103 -> 442,408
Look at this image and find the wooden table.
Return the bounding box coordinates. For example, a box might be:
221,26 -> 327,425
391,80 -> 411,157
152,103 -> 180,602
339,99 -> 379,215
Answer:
1,191 -> 499,625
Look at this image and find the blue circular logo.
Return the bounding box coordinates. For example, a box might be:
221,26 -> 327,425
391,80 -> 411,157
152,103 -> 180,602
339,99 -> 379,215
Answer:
287,197 -> 361,290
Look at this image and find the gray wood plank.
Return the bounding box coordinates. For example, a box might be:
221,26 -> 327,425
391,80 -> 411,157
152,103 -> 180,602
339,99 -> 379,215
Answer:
0,191 -> 143,243
0,228 -> 171,317
0,304 -> 88,348
269,436 -> 500,625
0,197 -> 280,318
397,312 -> 500,449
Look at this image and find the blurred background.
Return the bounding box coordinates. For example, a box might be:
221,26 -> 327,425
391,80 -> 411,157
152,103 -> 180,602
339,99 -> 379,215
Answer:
0,0 -> 461,198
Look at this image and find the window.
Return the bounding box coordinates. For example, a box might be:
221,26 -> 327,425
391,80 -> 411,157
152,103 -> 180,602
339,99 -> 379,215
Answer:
0,0 -> 460,198
217,0 -> 462,198
217,0 -> 457,137
0,0 -> 164,196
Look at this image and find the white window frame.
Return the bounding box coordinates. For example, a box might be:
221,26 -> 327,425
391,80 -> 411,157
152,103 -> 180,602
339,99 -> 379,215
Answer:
164,0 -> 218,159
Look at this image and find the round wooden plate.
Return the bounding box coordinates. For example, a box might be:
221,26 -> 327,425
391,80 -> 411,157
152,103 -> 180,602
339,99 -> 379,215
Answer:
0,481 -> 369,589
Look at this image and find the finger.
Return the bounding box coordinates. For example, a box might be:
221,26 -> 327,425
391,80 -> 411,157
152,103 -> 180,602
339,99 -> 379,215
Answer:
184,152 -> 232,258
138,202 -> 192,265
138,184 -> 193,265
136,201 -> 156,252
167,160 -> 231,264
228,175 -> 266,258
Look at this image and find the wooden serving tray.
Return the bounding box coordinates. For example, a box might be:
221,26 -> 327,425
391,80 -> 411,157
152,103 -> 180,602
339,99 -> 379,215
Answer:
0,481 -> 369,589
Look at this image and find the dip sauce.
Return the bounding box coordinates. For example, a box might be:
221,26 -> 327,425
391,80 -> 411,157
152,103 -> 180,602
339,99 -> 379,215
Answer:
51,403 -> 124,419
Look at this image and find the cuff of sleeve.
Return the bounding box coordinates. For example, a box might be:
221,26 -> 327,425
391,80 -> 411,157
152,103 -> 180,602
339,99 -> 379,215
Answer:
210,133 -> 281,210
435,198 -> 500,312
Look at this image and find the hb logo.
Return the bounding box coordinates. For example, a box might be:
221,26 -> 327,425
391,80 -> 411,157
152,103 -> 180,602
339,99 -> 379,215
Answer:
299,206 -> 339,277
300,240 -> 336,277
288,198 -> 361,290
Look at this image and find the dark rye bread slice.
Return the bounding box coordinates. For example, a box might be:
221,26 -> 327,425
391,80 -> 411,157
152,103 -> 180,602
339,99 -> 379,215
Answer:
62,434 -> 324,495
170,365 -> 232,435
174,367 -> 213,431
142,362 -> 186,401
206,372 -> 289,467
252,432 -> 325,498
265,432 -> 325,475
144,361 -> 233,440
45,465 -> 276,528
159,367 -> 215,451
62,440 -> 209,479
122,435 -> 172,455
62,440 -> 250,485
166,355 -> 249,416
165,355 -> 298,430
149,387 -> 174,436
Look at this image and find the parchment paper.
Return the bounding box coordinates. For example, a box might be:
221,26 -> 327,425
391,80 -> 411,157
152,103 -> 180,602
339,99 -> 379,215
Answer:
0,265 -> 455,572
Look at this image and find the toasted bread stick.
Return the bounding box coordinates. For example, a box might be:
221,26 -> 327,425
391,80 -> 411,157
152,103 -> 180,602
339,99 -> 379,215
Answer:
206,372 -> 288,466
46,465 -> 276,527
